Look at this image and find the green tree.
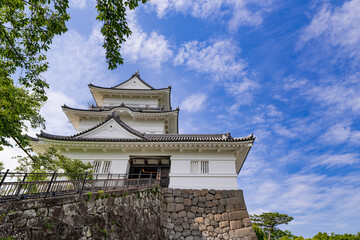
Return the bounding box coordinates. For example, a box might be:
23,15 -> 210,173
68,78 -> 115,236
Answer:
15,147 -> 93,180
0,0 -> 147,155
251,212 -> 294,240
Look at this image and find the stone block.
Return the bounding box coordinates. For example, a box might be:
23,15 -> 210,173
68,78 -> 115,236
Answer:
205,201 -> 213,208
193,190 -> 201,198
206,194 -> 215,201
174,224 -> 183,232
192,230 -> 201,236
199,224 -> 207,231
8,211 -> 23,221
214,228 -> 222,234
219,221 -> 229,228
175,217 -> 184,225
208,189 -> 216,195
178,210 -> 186,218
207,225 -> 214,231
212,199 -> 219,206
223,227 -> 230,233
165,197 -> 174,203
214,214 -> 222,221
229,210 -> 249,221
192,198 -> 199,205
173,189 -> 182,197
200,189 -> 208,196
182,221 -> 190,230
175,204 -> 184,212
234,227 -> 251,238
204,217 -> 211,226
187,212 -> 196,219
24,209 -> 36,218
199,196 -> 207,203
215,193 -> 222,200
13,218 -> 27,228
167,203 -> 176,212
230,220 -> 243,230
194,217 -> 204,224
197,207 -> 204,214
184,198 -> 192,206
243,217 -> 252,227
175,197 -> 184,203
219,199 -> 227,206
190,223 -> 198,230
49,206 -> 64,221
170,212 -> 178,220
217,205 -> 225,214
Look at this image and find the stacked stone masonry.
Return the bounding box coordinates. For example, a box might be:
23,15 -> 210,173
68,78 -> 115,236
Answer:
0,187 -> 257,240
162,188 -> 257,240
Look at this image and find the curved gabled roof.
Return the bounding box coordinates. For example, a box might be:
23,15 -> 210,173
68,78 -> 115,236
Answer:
34,112 -> 255,143
62,104 -> 178,114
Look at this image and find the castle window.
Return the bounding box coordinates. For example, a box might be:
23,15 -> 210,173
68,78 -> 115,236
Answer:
93,161 -> 101,173
102,161 -> 112,173
190,161 -> 209,174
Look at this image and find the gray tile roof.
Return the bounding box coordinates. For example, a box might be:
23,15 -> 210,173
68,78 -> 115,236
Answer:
33,112 -> 254,143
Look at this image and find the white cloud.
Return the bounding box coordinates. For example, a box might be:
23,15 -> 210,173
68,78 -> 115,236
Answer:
181,93 -> 207,113
122,11 -> 173,69
69,0 -> 87,9
321,123 -> 351,145
175,40 -> 247,80
300,0 -> 360,58
147,0 -> 273,31
313,153 -> 359,167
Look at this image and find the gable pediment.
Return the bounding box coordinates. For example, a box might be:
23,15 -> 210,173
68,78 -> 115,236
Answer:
75,119 -> 142,139
115,76 -> 152,90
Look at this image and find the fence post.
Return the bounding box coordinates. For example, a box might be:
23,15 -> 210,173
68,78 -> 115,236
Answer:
80,173 -> 88,195
15,173 -> 28,196
137,170 -> 142,186
45,171 -> 57,199
149,173 -> 152,185
0,169 -> 9,189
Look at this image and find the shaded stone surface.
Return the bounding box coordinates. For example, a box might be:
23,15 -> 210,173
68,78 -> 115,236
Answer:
1,187 -> 256,240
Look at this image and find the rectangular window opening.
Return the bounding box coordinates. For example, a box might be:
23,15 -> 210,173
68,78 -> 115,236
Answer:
190,161 -> 209,174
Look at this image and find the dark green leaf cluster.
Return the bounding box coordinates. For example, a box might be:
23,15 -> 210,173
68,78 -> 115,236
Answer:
0,0 -> 147,154
96,0 -> 148,70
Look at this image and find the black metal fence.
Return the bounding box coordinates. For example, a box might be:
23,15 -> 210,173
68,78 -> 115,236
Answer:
0,170 -> 159,202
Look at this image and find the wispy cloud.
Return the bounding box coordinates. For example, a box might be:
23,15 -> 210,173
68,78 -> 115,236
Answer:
122,11 -> 173,69
181,93 -> 207,113
147,0 -> 274,31
300,0 -> 360,60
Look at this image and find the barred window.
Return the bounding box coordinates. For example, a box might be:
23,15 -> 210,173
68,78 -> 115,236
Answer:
190,161 -> 209,174
102,161 -> 111,173
93,161 -> 102,173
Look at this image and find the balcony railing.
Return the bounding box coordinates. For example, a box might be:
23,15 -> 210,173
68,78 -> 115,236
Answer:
0,170 -> 159,202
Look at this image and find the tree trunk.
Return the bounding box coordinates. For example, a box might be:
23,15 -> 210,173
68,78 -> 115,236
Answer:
268,230 -> 272,240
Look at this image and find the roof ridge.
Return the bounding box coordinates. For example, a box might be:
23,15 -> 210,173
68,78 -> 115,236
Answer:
112,71 -> 155,89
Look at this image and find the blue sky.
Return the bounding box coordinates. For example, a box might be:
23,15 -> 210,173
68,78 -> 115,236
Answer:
2,0 -> 360,237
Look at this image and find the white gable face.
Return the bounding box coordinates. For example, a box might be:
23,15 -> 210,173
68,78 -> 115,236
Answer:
75,119 -> 141,139
115,76 -> 152,89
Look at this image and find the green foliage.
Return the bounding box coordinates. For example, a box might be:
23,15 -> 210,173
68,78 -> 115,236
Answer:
0,161 -> 4,172
0,0 -> 147,152
253,224 -> 266,240
97,190 -> 105,199
99,228 -> 108,237
251,212 -> 294,240
86,192 -> 92,202
15,147 -> 93,179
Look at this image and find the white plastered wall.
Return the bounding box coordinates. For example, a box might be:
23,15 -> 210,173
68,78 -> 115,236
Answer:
57,147 -> 239,190
103,97 -> 158,108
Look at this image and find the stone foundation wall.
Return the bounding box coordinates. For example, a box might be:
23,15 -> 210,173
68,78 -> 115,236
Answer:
0,187 -> 256,240
0,187 -> 164,240
162,189 -> 257,240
